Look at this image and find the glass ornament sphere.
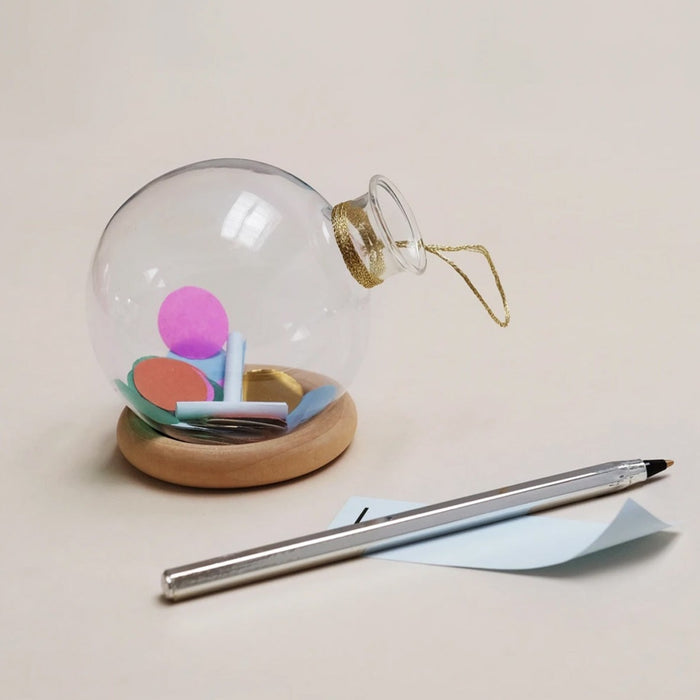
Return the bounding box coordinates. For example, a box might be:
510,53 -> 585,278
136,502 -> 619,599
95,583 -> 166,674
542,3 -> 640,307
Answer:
87,159 -> 425,445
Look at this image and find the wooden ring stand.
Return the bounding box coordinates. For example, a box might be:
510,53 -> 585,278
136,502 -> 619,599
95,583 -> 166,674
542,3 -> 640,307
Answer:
116,369 -> 357,488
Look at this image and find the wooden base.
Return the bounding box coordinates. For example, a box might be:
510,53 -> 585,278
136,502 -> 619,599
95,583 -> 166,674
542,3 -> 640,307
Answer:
116,372 -> 357,488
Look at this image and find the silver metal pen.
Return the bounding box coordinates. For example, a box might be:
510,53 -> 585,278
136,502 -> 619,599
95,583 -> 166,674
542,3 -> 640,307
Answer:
162,458 -> 672,601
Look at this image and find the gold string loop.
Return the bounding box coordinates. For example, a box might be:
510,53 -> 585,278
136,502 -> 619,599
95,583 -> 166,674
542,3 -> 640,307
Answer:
331,201 -> 510,327
421,243 -> 510,328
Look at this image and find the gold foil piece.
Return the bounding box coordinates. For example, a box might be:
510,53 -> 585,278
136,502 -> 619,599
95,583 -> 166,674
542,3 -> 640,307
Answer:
243,368 -> 304,412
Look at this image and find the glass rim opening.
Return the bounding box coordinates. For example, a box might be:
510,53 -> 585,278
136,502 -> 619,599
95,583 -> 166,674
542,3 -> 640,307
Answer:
368,175 -> 427,275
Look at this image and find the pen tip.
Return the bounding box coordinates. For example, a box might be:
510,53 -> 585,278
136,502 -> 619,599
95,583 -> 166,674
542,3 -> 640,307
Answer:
643,459 -> 673,479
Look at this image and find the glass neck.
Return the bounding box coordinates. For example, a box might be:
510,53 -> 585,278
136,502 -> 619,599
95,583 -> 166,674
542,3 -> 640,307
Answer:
331,175 -> 427,289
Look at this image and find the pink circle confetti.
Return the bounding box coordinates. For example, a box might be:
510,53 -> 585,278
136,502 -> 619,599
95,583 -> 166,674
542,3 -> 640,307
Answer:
158,286 -> 229,359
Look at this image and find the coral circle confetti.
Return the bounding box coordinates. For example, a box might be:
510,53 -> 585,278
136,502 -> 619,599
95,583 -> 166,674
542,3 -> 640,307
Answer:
167,349 -> 226,385
132,357 -> 212,411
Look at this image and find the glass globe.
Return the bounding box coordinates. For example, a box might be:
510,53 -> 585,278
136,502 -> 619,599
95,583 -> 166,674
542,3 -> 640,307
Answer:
87,159 -> 425,444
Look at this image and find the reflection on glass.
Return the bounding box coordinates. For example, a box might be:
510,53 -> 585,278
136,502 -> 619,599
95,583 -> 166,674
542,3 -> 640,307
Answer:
220,191 -> 281,250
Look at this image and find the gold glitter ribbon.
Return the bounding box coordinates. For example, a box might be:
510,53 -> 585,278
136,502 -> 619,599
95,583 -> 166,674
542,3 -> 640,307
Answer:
332,201 -> 510,327
331,201 -> 385,288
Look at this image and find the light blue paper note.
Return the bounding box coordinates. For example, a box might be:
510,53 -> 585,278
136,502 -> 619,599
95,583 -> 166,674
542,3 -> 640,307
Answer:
287,385 -> 336,430
329,497 -> 671,571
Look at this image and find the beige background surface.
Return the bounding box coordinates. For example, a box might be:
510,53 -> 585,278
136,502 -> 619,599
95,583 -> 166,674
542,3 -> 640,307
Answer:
1,1 -> 698,698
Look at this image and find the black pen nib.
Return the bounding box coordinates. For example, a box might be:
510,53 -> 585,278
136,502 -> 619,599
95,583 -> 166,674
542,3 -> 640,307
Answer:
643,459 -> 674,479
